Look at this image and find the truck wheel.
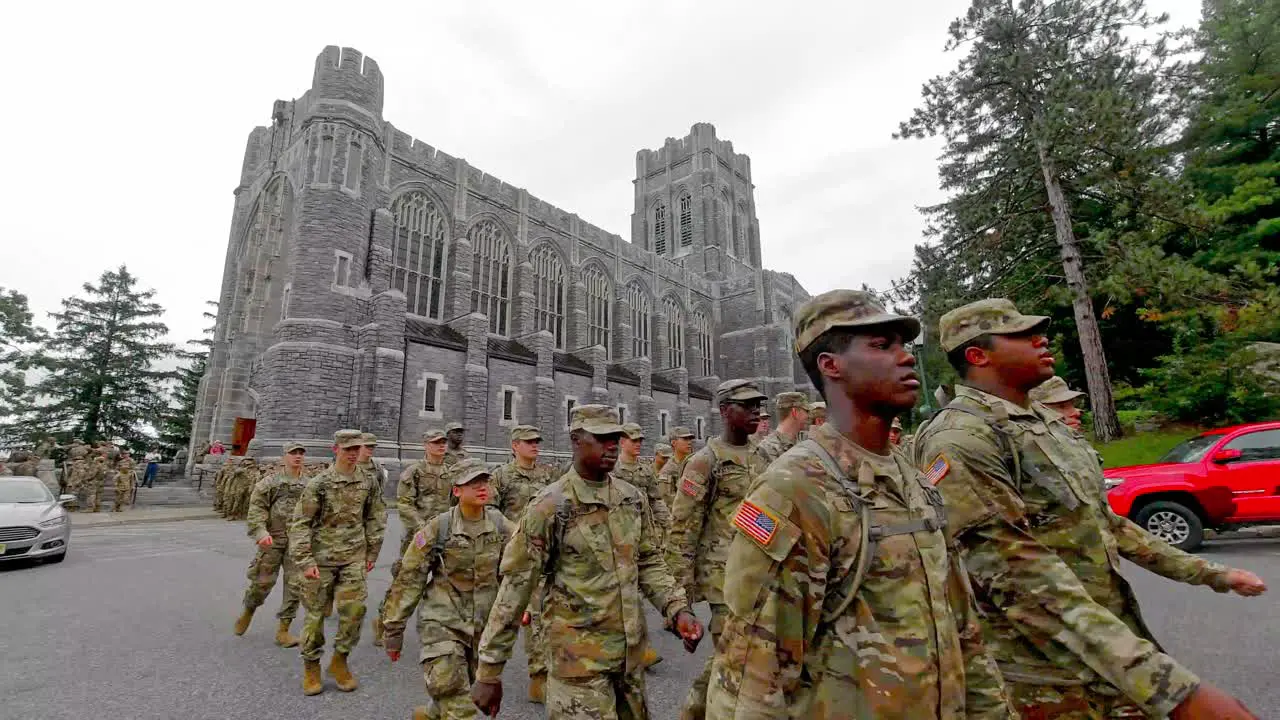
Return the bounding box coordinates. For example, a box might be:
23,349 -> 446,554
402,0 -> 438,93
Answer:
1134,501 -> 1204,551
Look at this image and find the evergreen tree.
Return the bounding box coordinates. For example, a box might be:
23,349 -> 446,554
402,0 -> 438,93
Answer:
159,302 -> 216,455
0,288 -> 46,447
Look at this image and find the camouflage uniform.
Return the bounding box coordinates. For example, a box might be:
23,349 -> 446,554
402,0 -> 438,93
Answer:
916,299 -> 1235,719
384,461 -> 514,720
476,405 -> 691,719
357,432 -> 389,492
666,380 -> 769,720
443,422 -> 468,466
808,402 -> 826,425
80,453 -> 110,513
752,392 -> 809,468
243,465 -> 308,621
656,426 -> 696,511
613,423 -> 671,530
112,455 -> 136,512
288,431 -> 387,663
228,460 -> 260,521
10,450 -> 39,478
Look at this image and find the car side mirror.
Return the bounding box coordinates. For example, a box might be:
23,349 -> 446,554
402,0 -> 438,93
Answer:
1211,449 -> 1243,464
58,494 -> 76,504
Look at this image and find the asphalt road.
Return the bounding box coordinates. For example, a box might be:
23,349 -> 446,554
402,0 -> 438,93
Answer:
1,516 -> 1277,720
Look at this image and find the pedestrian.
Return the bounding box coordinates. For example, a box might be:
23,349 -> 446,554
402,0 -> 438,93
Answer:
915,298 -> 1264,720
235,442 -> 308,648
653,443 -> 672,475
706,289 -> 1013,719
210,440 -> 226,455
372,429 -> 455,647
613,422 -> 670,671
483,425 -> 557,703
142,448 -> 161,488
471,404 -> 704,719
112,449 -> 137,512
288,429 -> 387,696
444,422 -> 468,466
751,391 -> 811,467
657,426 -> 696,509
666,379 -> 769,720
383,459 -> 513,720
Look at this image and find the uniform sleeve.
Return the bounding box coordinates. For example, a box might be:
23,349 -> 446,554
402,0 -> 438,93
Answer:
364,478 -> 387,563
382,520 -> 434,650
710,475 -> 814,717
635,491 -> 689,621
287,480 -> 322,570
643,468 -> 672,529
475,495 -> 554,682
396,466 -> 423,533
920,427 -> 1200,718
944,550 -> 1016,718
1109,511 -> 1231,592
666,449 -> 715,595
245,479 -> 273,542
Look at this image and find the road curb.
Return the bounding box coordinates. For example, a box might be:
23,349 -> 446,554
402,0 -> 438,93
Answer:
72,510 -> 221,528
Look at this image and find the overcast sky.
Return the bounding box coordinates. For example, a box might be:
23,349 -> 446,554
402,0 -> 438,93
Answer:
1,0 -> 1202,346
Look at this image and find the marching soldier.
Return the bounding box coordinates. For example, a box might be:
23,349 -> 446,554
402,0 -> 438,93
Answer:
357,433 -> 389,491
614,422 -> 671,671
444,422 -> 468,465
750,409 -> 770,444
289,429 -> 387,696
667,379 -> 769,720
112,449 -> 137,512
752,392 -> 811,467
235,442 -> 308,648
1028,375 -> 1085,432
916,298 -> 1264,719
657,426 -> 696,509
808,401 -> 826,427
653,443 -> 672,474
471,405 -> 704,718
383,459 -> 513,720
80,447 -> 111,513
707,289 -> 1013,719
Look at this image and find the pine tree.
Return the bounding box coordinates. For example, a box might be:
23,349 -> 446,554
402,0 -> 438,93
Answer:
16,267 -> 175,451
896,0 -> 1184,441
159,302 -> 216,455
0,288 -> 46,447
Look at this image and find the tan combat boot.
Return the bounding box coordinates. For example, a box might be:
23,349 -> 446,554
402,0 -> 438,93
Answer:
233,608 -> 255,636
371,616 -> 384,647
328,652 -> 359,692
641,645 -> 663,670
412,706 -> 431,720
528,672 -> 547,704
302,660 -> 323,696
275,619 -> 299,648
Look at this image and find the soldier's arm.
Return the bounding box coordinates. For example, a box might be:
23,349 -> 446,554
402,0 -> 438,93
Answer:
1108,510 -> 1232,591
921,427 -> 1200,718
665,450 -> 714,593
382,519 -> 435,652
475,493 -> 555,683
944,549 -> 1016,718
287,480 -> 321,570
396,466 -> 423,533
643,468 -> 672,529
245,478 -> 273,542
635,491 -> 690,621
364,477 -> 387,563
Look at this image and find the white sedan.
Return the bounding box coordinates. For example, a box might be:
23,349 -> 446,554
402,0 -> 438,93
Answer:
0,476 -> 73,564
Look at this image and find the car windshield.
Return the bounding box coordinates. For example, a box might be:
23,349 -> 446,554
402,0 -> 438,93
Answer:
1158,435 -> 1221,464
0,480 -> 53,503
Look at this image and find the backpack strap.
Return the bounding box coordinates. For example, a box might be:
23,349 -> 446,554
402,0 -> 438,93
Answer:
800,439 -> 875,623
428,508 -> 453,574
929,401 -> 1024,493
539,485 -> 573,605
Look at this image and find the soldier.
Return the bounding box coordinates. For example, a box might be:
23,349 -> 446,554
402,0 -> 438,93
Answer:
444,422 -> 468,465
80,447 -> 110,513
916,298 -> 1264,720
62,443 -> 90,510
289,429 -> 387,696
229,458 -> 261,521
888,416 -> 904,445
384,459 -> 514,720
9,449 -> 39,478
1029,375 -> 1084,431
653,443 -> 672,475
750,409 -> 770,443
213,457 -> 234,515
372,429 -> 455,647
112,449 -> 137,512
666,379 -> 769,720
485,424 -> 557,702
357,432 -> 389,491
657,426 -> 696,509
706,289 -> 1013,719
235,442 -> 309,648
471,405 -> 704,718
614,422 -> 671,671
751,392 -> 810,467
808,401 -> 827,426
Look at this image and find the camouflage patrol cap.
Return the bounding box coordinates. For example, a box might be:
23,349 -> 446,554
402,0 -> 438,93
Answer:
669,426 -> 695,440
808,401 -> 827,418
509,425 -> 542,442
1029,376 -> 1085,405
793,289 -> 921,354
451,458 -> 492,486
359,432 -> 377,447
775,391 -> 808,414
445,422 -> 465,433
891,417 -> 904,430
621,423 -> 645,440
655,443 -> 672,458
569,404 -> 625,436
716,379 -> 768,404
938,298 -> 1050,352
423,429 -> 447,443
334,429 -> 364,449
283,441 -> 306,454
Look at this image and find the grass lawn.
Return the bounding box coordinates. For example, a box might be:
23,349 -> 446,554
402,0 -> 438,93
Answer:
1091,426 -> 1203,468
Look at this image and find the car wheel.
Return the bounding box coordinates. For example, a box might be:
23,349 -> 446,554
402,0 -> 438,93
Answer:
1135,501 -> 1204,551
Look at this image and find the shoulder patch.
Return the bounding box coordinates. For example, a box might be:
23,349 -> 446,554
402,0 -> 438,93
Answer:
680,477 -> 701,497
733,500 -> 779,546
413,529 -> 429,549
924,455 -> 950,485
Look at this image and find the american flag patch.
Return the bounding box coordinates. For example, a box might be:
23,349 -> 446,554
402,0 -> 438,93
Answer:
413,530 -> 429,549
925,455 -> 950,485
681,477 -> 701,498
733,501 -> 778,546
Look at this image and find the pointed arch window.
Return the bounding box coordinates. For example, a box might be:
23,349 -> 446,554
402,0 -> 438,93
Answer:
678,192 -> 693,247
653,202 -> 668,256
694,310 -> 713,377
735,202 -> 748,259
719,192 -> 732,254
627,282 -> 652,359
531,244 -> 566,349
582,266 -> 611,355
469,220 -> 512,335
663,296 -> 684,369
391,193 -> 447,319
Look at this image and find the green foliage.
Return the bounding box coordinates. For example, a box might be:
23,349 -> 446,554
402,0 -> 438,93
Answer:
1091,427 -> 1199,468
0,288 -> 45,429
1140,334 -> 1280,425
158,301 -> 216,455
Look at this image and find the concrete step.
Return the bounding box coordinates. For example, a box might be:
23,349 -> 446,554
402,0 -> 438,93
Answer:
95,484 -> 209,508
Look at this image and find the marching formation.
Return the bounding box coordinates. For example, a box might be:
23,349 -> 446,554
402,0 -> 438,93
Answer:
219,291 -> 1269,720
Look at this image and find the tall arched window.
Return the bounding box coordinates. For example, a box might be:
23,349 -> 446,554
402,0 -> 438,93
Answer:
469,220 -> 512,335
694,310 -> 713,377
653,202 -> 668,256
531,244 -> 566,348
719,191 -> 732,254
678,192 -> 693,247
663,296 -> 684,369
735,202 -> 748,259
626,282 -> 652,358
390,192 -> 447,319
582,265 -> 611,355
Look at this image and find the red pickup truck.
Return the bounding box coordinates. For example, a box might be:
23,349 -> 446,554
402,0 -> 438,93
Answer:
1104,421 -> 1280,551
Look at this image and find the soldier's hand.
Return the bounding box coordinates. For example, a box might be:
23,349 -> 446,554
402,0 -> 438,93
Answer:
386,649 -> 400,662
256,536 -> 273,548
521,611 -> 531,626
365,559 -> 376,573
471,679 -> 503,717
674,609 -> 703,653
1172,683 -> 1258,719
303,565 -> 320,580
1225,569 -> 1267,596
